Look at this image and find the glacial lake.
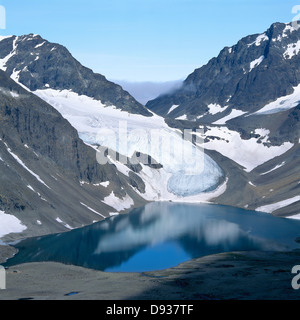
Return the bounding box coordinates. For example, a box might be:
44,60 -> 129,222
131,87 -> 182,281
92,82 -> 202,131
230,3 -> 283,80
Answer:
5,202 -> 300,272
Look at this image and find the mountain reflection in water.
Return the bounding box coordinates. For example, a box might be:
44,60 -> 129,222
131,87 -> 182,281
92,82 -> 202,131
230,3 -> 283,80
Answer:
5,202 -> 300,272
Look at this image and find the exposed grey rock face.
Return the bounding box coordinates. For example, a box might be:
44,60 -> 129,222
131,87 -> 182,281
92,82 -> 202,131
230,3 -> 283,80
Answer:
0,70 -> 115,185
0,34 -> 152,116
0,70 -> 146,240
146,22 -> 300,122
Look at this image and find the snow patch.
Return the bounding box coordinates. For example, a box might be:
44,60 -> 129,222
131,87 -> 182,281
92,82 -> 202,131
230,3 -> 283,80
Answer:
283,40 -> 300,59
109,212 -> 120,217
249,55 -> 264,71
10,68 -> 21,84
55,218 -> 73,230
256,196 -> 300,213
273,24 -> 296,42
254,128 -> 270,137
167,105 -> 180,114
4,142 -> 51,189
0,37 -> 18,71
34,41 -> 46,49
0,210 -> 26,238
27,185 -> 35,192
287,214 -> 300,220
248,34 -> 269,47
175,114 -> 187,120
203,126 -> 293,172
5,66 -> 30,92
254,128 -> 270,143
107,155 -> 131,177
100,181 -> 110,188
80,202 -> 106,218
213,109 -> 247,125
255,83 -> 300,114
260,161 -> 286,175
0,35 -> 13,42
283,24 -> 296,35
207,103 -> 228,115
0,86 -> 20,98
103,192 -> 134,211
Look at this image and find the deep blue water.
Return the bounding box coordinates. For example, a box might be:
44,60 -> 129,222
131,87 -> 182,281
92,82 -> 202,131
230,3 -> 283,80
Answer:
5,202 -> 300,272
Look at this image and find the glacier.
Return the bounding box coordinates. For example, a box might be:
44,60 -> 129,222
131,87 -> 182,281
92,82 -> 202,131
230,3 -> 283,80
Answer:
34,89 -> 224,200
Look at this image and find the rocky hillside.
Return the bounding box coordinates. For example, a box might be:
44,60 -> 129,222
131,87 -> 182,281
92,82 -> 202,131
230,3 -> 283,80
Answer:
148,22 -> 300,218
147,22 -> 300,122
0,70 -> 146,241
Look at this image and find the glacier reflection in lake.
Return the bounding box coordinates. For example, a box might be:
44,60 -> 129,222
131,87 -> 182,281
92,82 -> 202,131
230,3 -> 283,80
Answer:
6,202 -> 300,272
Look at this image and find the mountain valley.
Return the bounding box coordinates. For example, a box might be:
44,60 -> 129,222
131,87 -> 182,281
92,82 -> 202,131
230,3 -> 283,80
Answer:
1,22 -> 300,243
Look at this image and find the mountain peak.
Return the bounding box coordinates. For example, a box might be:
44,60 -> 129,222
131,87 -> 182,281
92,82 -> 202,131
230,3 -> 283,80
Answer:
0,33 -> 153,117
146,21 -> 300,121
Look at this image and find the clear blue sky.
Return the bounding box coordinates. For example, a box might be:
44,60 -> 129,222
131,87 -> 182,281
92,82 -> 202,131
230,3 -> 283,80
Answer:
0,0 -> 299,81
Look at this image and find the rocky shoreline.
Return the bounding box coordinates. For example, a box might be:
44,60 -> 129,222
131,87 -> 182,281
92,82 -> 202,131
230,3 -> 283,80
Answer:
1,250 -> 300,300
0,245 -> 18,264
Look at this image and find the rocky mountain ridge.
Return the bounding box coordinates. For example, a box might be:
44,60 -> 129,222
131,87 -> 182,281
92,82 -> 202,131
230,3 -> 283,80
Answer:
0,34 -> 152,116
147,22 -> 300,123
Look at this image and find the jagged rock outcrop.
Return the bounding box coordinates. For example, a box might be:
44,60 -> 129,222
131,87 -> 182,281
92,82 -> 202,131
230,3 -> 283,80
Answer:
147,22 -> 300,122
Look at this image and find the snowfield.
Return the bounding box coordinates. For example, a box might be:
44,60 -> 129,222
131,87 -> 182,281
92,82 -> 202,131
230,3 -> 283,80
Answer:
202,126 -> 293,172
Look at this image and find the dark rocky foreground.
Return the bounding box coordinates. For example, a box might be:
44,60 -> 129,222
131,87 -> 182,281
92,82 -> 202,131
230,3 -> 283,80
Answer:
1,250 -> 300,300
